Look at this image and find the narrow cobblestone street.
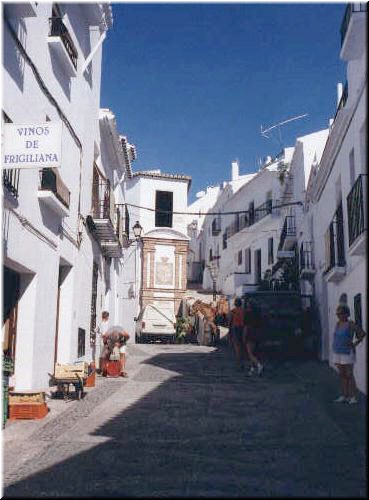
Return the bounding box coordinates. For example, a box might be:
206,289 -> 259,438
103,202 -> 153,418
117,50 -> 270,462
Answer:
3,339 -> 367,498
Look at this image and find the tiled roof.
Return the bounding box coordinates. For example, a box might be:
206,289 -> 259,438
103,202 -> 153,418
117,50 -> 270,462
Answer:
133,171 -> 192,187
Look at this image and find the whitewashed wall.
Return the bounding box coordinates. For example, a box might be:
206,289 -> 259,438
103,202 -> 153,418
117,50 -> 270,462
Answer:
3,3 -> 111,390
310,37 -> 367,394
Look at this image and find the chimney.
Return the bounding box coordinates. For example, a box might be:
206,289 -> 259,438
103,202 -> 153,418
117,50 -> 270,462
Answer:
337,82 -> 343,107
231,160 -> 239,181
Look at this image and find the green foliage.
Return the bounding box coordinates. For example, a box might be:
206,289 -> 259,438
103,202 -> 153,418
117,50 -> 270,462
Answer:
277,162 -> 289,185
175,317 -> 191,344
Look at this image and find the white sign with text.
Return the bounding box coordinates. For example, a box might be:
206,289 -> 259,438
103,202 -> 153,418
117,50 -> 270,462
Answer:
2,122 -> 62,169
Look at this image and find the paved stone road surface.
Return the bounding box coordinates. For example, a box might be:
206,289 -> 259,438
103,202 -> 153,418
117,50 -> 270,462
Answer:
3,340 -> 367,497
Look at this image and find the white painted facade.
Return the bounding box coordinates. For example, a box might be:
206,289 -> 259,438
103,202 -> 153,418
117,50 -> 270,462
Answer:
121,170 -> 191,336
186,160 -> 261,285
187,151 -> 299,298
306,4 -> 367,394
1,3 -> 124,391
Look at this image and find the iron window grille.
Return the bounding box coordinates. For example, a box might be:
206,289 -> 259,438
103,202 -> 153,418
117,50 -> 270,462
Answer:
347,174 -> 365,246
324,202 -> 346,273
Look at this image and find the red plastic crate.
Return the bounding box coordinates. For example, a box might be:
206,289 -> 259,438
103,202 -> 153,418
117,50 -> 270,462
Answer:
84,372 -> 96,387
9,403 -> 49,420
106,360 -> 121,378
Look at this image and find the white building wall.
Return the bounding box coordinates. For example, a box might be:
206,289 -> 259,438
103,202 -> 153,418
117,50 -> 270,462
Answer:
309,22 -> 367,394
3,3 -> 113,390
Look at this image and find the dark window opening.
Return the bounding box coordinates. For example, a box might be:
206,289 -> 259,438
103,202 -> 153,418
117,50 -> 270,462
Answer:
245,248 -> 251,274
222,232 -> 227,249
2,111 -> 20,199
249,201 -> 255,225
238,250 -> 242,265
155,191 -> 173,227
268,237 -> 274,265
78,328 -> 86,358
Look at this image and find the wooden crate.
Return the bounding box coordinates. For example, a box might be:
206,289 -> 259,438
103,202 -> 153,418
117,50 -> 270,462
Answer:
54,362 -> 88,380
9,391 -> 45,404
9,402 -> 48,420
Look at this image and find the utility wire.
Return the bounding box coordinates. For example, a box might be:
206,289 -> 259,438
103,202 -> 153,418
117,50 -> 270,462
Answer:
122,200 -> 302,216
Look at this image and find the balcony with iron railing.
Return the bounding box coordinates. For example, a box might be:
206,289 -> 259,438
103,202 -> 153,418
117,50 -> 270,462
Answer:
340,3 -> 367,60
100,205 -> 126,258
3,169 -> 20,200
347,174 -> 366,255
224,199 -> 278,240
38,168 -> 70,217
324,203 -> 346,282
48,16 -> 78,75
87,179 -> 119,248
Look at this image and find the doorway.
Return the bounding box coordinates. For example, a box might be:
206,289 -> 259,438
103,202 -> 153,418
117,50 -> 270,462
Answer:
2,266 -> 20,363
54,263 -> 72,368
254,249 -> 262,284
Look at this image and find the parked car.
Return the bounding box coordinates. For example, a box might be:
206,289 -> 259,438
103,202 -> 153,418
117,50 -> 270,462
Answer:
135,302 -> 176,343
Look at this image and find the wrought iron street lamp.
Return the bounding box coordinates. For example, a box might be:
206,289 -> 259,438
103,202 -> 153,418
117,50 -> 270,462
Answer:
132,220 -> 143,240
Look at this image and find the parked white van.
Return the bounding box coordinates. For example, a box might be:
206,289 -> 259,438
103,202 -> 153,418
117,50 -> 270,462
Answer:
135,302 -> 176,343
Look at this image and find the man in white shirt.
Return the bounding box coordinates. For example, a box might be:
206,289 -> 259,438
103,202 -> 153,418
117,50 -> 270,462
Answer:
96,311 -> 110,374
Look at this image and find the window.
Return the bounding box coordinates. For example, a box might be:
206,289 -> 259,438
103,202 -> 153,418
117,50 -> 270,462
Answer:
238,250 -> 242,266
2,111 -> 20,199
235,213 -> 240,233
124,204 -> 130,238
324,202 -> 346,272
354,294 -> 362,328
249,201 -> 255,225
223,232 -> 227,249
209,248 -> 213,262
255,249 -> 262,283
266,191 -> 273,214
245,248 -> 251,274
155,191 -> 173,227
268,237 -> 274,265
78,328 -> 86,358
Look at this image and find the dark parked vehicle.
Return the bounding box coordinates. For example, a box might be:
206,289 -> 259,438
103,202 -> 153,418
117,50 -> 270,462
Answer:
243,291 -> 318,359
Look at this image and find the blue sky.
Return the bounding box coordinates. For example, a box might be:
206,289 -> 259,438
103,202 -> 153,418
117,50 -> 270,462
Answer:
101,3 -> 346,202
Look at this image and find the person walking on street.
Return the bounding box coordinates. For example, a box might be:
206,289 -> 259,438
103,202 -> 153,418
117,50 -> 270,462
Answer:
229,297 -> 246,370
96,311 -> 110,375
244,299 -> 264,376
332,304 -> 366,404
119,332 -> 129,377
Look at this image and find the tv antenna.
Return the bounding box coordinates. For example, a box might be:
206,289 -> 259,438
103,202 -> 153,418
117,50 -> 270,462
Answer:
261,113 -> 308,148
